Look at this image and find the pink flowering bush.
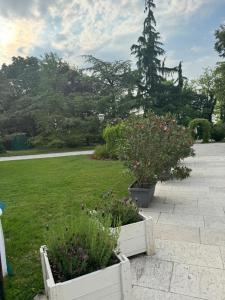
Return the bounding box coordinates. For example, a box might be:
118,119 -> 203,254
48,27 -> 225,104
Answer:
118,113 -> 194,187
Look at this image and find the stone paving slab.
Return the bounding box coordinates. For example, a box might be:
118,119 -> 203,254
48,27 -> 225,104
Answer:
155,239 -> 223,269
131,256 -> 173,292
158,213 -> 204,228
145,202 -> 175,213
204,215 -> 225,230
200,228 -> 225,246
218,247 -> 225,268
170,263 -> 225,300
154,223 -> 200,243
174,204 -> 225,217
133,286 -> 204,300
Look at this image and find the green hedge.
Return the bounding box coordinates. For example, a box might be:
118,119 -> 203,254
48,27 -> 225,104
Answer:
211,123 -> 225,142
0,138 -> 5,153
189,118 -> 211,143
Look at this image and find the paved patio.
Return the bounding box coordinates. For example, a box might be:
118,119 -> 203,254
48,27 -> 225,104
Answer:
132,143 -> 225,300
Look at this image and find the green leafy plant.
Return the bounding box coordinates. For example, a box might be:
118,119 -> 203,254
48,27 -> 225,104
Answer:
211,123 -> 225,142
103,123 -> 124,159
46,214 -> 119,283
94,191 -> 141,227
92,144 -> 110,160
47,137 -> 66,148
189,118 -> 211,143
118,113 -> 194,187
93,123 -> 124,160
0,137 -> 5,153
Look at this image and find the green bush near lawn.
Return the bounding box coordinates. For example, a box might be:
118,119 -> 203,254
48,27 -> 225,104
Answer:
92,144 -> 110,160
94,123 -> 124,160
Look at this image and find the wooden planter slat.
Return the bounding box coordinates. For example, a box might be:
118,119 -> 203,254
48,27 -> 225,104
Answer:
40,247 -> 132,300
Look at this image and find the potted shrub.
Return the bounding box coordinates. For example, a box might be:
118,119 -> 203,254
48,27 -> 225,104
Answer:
40,214 -> 132,300
92,192 -> 155,257
118,113 -> 194,207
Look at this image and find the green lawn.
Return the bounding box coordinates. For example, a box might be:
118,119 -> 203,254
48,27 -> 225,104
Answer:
0,155 -> 131,300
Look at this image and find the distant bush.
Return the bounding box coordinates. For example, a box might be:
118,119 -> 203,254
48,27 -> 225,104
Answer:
63,133 -> 86,148
29,135 -> 46,148
0,138 -> 5,153
189,118 -> 211,143
92,144 -> 110,160
93,123 -> 124,160
211,123 -> 225,142
103,123 -> 124,159
47,138 -> 65,148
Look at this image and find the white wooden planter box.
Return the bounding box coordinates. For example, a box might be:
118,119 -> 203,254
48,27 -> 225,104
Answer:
40,246 -> 132,300
116,212 -> 155,257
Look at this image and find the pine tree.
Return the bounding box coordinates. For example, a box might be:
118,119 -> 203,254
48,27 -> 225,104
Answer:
215,24 -> 225,58
131,0 -> 165,112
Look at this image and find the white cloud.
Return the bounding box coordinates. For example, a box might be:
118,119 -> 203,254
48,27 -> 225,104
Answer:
190,46 -> 204,53
0,0 -> 223,78
0,17 -> 44,65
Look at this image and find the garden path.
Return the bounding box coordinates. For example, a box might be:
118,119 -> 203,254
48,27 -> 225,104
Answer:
0,150 -> 94,162
132,143 -> 225,300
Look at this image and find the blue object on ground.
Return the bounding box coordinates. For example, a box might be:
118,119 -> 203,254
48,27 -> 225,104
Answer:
0,203 -> 6,212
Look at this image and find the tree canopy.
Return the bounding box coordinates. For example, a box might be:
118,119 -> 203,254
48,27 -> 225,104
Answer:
0,2 -> 225,150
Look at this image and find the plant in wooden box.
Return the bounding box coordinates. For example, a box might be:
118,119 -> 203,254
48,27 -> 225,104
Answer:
118,113 -> 194,207
40,214 -> 132,300
94,191 -> 155,257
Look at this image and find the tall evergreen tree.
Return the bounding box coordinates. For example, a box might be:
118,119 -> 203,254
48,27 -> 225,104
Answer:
215,24 -> 225,58
131,0 -> 165,112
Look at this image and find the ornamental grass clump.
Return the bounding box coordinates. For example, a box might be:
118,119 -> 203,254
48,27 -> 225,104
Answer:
118,113 -> 194,187
45,214 -> 119,283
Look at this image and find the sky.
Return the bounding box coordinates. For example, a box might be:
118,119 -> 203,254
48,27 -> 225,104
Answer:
0,0 -> 225,79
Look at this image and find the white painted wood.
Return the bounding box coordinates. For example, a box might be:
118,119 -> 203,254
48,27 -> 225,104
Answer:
117,212 -> 155,257
143,214 -> 156,255
0,209 -> 7,277
120,254 -> 132,299
40,246 -> 132,300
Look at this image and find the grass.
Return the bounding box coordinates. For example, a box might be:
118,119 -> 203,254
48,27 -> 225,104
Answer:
0,155 -> 131,300
0,146 -> 94,157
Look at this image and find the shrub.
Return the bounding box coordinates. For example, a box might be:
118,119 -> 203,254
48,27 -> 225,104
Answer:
29,135 -> 47,148
46,214 -> 119,283
103,123 -> 124,159
63,133 -> 86,148
189,118 -> 211,143
47,138 -> 65,148
92,144 -> 110,160
211,123 -> 225,142
94,191 -> 141,227
118,113 -> 194,187
0,138 -> 5,154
